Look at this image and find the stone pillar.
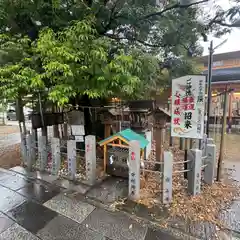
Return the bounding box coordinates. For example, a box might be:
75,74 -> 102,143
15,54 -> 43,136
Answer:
85,135 -> 96,185
187,149 -> 202,196
162,151 -> 173,204
31,129 -> 37,163
203,143 -> 216,185
20,133 -> 27,165
51,137 -> 61,175
128,140 -> 140,201
145,131 -> 152,159
39,136 -> 47,171
26,134 -> 33,170
67,140 -> 77,181
200,133 -> 207,157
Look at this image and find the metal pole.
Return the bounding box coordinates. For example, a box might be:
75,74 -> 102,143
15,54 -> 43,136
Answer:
206,41 -> 213,137
216,86 -> 228,181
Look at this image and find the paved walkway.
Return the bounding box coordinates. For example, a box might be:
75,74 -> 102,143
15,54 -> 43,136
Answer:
0,167 -> 178,240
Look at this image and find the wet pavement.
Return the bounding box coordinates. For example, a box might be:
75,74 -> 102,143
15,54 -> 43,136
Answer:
0,167 -> 179,240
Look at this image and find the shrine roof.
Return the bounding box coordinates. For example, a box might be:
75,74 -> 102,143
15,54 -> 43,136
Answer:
98,128 -> 149,149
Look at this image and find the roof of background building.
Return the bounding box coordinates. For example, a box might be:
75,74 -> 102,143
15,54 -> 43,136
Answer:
202,67 -> 240,82
199,50 -> 240,63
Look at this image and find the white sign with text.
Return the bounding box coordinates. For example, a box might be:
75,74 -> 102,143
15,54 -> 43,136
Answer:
171,75 -> 206,139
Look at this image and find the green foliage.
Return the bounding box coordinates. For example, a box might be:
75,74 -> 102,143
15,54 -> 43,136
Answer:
0,18 -> 160,105
0,0 -> 238,105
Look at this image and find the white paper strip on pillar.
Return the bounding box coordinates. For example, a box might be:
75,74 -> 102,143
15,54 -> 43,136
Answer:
51,138 -> 61,175
67,140 -> 76,180
39,136 -> 47,171
128,140 -> 140,201
85,135 -> 96,185
162,151 -> 173,204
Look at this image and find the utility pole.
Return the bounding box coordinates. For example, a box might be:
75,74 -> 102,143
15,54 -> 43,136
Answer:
216,87 -> 233,181
205,39 -> 228,136
206,41 -> 213,137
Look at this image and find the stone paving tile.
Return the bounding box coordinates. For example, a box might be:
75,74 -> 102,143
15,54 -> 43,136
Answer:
82,208 -> 148,240
44,194 -> 95,224
0,212 -> 14,234
6,200 -> 58,234
144,227 -> 179,240
0,174 -> 31,191
0,168 -> 16,181
17,180 -> 60,204
0,223 -> 39,240
10,166 -> 59,184
37,215 -> 108,240
0,186 -> 26,213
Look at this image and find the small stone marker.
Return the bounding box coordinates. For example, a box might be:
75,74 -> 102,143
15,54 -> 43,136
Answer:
204,143 -> 216,185
187,149 -> 202,196
39,136 -> 47,171
85,135 -> 96,184
51,138 -> 61,175
162,151 -> 173,204
128,140 -> 140,201
67,140 -> 77,180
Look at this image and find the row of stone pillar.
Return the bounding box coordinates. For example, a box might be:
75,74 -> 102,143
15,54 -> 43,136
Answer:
128,139 -> 217,204
21,134 -> 97,185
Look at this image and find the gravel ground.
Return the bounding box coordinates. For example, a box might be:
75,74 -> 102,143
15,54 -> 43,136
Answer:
0,124 -> 21,168
0,125 -> 19,136
0,144 -> 21,169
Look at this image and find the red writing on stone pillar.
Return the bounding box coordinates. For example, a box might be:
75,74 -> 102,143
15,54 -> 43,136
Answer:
86,144 -> 90,153
131,152 -> 135,161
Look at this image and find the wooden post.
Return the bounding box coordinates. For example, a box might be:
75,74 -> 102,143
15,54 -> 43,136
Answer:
153,109 -> 167,172
184,138 -> 189,179
104,124 -> 111,138
103,145 -> 107,174
217,87 -> 228,181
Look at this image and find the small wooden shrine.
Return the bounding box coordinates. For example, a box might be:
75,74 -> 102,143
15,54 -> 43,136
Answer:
98,128 -> 149,178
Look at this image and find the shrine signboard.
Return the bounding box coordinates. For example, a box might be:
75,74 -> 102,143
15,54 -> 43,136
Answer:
171,75 -> 206,139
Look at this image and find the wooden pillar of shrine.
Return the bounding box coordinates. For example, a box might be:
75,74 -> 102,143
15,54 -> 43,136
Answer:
103,113 -> 113,173
153,109 -> 168,172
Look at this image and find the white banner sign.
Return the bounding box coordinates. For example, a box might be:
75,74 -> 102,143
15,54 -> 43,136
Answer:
171,75 -> 206,139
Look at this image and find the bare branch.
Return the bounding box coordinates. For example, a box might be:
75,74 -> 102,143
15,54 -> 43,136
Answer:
213,21 -> 240,27
139,0 -> 209,21
104,33 -> 162,48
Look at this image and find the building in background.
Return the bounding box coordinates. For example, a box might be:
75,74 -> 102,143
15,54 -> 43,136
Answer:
198,50 -> 240,125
